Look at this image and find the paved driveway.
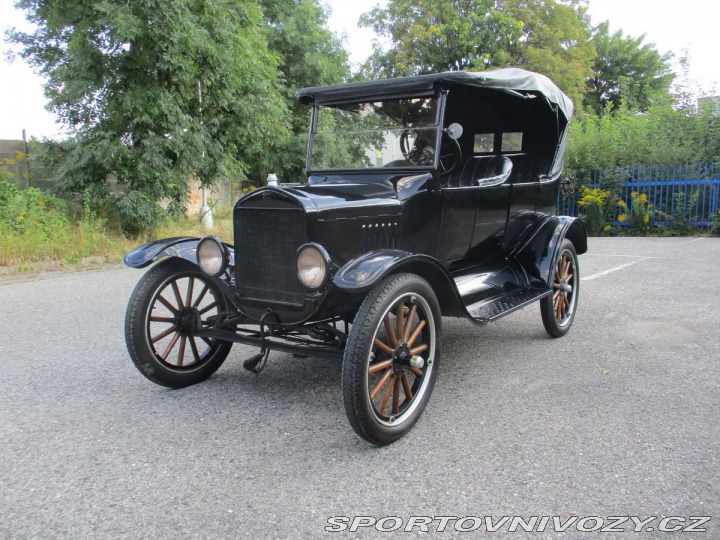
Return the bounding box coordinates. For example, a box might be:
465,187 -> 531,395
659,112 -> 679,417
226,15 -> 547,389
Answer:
1,237 -> 718,537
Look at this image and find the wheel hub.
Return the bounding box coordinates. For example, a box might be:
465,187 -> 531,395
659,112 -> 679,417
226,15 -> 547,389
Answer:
393,343 -> 410,374
179,309 -> 200,334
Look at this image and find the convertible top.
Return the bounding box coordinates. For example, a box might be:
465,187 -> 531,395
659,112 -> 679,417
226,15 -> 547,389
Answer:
296,68 -> 573,121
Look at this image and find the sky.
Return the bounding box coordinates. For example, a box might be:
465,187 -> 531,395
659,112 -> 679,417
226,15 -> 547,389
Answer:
1,0 -> 718,140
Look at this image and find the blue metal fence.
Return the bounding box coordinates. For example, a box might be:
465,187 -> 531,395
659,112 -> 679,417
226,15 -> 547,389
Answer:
557,163 -> 720,228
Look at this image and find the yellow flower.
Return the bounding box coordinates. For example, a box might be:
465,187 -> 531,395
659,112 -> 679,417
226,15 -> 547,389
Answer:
618,215 -> 627,222
618,200 -> 626,207
643,214 -> 650,224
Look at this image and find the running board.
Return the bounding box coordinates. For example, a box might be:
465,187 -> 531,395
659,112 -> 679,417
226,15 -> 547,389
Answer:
466,288 -> 551,324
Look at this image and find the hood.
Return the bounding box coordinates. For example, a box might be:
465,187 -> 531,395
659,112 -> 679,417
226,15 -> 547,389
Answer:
238,175 -> 405,221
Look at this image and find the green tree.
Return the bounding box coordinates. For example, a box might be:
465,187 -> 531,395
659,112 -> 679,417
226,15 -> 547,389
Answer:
255,0 -> 349,182
584,21 -> 674,115
501,0 -> 595,106
358,0 -> 525,77
9,0 -> 288,232
358,0 -> 595,104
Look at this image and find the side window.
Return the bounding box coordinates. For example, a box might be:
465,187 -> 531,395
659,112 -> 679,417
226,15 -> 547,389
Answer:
473,133 -> 495,153
473,132 -> 524,154
501,132 -> 523,152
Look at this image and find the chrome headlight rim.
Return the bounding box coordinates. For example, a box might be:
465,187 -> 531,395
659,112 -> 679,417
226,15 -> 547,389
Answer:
197,235 -> 228,277
295,243 -> 331,290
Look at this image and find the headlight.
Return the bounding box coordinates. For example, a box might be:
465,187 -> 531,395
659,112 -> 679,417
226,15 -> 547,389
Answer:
197,236 -> 228,277
296,244 -> 329,289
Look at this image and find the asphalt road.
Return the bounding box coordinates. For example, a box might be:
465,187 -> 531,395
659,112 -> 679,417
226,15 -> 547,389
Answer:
1,237 -> 718,538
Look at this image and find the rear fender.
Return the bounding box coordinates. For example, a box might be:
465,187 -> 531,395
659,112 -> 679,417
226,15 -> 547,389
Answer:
514,216 -> 587,288
334,250 -> 466,317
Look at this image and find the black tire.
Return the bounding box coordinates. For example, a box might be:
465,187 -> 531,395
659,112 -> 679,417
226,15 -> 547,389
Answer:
342,273 -> 441,446
125,258 -> 232,388
541,239 -> 579,338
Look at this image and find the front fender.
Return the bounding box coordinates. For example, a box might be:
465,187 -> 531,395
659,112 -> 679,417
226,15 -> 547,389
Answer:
334,250 -> 466,317
124,236 -> 236,269
515,216 -> 587,288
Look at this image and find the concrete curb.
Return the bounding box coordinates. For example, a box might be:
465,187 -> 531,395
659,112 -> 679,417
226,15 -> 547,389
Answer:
0,256 -> 115,277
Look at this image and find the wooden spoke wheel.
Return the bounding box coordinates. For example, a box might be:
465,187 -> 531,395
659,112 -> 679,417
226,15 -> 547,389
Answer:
541,239 -> 579,338
343,273 -> 441,446
125,259 -> 232,388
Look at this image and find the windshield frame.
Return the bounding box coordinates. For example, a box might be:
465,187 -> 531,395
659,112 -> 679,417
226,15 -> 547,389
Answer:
306,90 -> 447,175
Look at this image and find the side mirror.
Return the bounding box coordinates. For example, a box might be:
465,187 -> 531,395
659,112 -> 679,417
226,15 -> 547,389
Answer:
444,123 -> 463,140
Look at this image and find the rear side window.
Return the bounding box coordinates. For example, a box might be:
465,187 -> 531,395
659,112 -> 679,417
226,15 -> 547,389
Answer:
501,132 -> 523,152
473,133 -> 494,153
473,132 -> 524,153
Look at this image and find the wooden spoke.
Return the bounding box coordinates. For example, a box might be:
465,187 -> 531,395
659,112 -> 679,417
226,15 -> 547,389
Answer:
160,332 -> 181,361
171,280 -> 184,310
177,336 -> 187,367
563,258 -> 571,278
402,304 -> 418,343
401,373 -> 413,401
383,314 -> 399,348
565,273 -> 573,283
369,358 -> 393,374
374,339 -> 395,357
410,344 -> 428,355
157,294 -> 179,315
564,295 -> 570,309
396,302 -> 405,342
379,375 -> 396,416
370,368 -> 395,401
189,336 -> 201,363
409,366 -> 424,378
151,325 -> 178,343
407,320 -> 426,348
150,316 -> 177,324
553,283 -> 561,289
392,376 -> 401,414
192,284 -> 209,309
185,277 -> 194,309
198,301 -> 218,316
553,290 -> 561,300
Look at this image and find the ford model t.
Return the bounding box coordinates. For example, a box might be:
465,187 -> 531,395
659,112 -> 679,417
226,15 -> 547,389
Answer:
124,68 -> 586,445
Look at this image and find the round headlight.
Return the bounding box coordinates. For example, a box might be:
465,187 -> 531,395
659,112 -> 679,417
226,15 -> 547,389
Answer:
297,244 -> 328,289
197,236 -> 227,276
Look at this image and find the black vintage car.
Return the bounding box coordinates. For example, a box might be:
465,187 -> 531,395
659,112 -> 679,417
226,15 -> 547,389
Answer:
124,68 -> 586,445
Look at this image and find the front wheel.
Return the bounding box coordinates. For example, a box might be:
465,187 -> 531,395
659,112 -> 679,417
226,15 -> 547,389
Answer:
342,273 -> 441,446
540,239 -> 579,338
125,258 -> 232,388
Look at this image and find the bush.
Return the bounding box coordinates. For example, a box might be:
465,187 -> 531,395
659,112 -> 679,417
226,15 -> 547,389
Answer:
618,192 -> 653,235
0,179 -> 69,238
578,186 -> 611,235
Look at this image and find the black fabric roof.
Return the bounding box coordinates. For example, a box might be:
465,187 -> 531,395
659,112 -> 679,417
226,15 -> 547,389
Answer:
296,68 -> 573,121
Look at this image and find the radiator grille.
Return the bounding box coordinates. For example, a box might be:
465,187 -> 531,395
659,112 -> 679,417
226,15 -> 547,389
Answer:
235,206 -> 307,305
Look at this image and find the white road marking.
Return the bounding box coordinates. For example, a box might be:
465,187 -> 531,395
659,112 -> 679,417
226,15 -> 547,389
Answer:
582,260 -> 643,281
682,237 -> 706,245
584,253 -> 659,259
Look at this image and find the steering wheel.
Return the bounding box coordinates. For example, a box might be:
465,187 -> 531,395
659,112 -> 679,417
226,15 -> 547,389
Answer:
400,129 -> 411,160
438,135 -> 462,176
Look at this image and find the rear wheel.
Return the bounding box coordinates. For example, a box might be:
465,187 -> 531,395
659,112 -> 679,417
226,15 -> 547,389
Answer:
342,273 -> 441,446
125,258 -> 232,388
541,239 -> 579,338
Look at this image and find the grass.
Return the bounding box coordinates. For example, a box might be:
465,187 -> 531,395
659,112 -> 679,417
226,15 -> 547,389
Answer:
0,210 -> 233,269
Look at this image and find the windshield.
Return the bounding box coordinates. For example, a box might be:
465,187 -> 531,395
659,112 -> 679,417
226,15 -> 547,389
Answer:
310,97 -> 439,171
